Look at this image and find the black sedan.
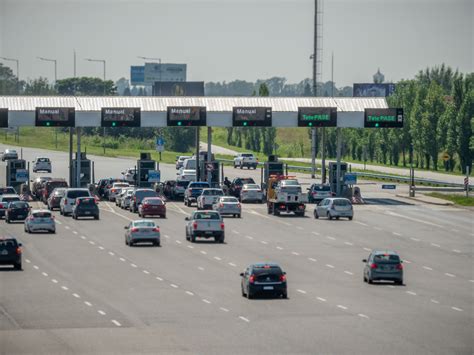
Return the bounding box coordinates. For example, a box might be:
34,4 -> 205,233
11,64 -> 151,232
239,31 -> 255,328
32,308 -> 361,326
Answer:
5,201 -> 30,223
240,263 -> 287,299
72,197 -> 99,220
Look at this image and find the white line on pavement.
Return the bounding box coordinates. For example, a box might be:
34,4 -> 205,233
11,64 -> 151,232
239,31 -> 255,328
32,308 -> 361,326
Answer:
170,284 -> 178,288
431,243 -> 441,248
186,291 -> 194,296
260,241 -> 268,244
308,257 -> 317,262
444,273 -> 455,277
202,299 -> 211,304
386,211 -> 443,228
65,226 -> 70,230
111,320 -> 122,327
312,232 -> 320,236
292,252 -> 300,256
326,236 -> 336,240
33,265 -> 39,270
55,220 -> 62,225
143,270 -> 150,275
176,240 -> 182,244
84,301 -> 92,307
72,293 -> 80,298
410,237 -> 420,242
198,267 -> 205,271
451,229 -> 460,232
344,242 -> 353,246
297,289 -> 307,294
187,245 -> 194,249
355,221 -> 368,226
156,277 -> 163,281
98,310 -> 106,316
89,241 -> 95,245
373,227 -> 382,231
363,247 -> 371,252
220,307 -> 229,312
232,230 -> 240,234
200,251 -> 207,255
430,299 -> 439,304
51,279 -> 58,283
245,236 -> 253,240
81,236 -> 86,240
423,266 -> 433,271
403,260 -> 412,264
42,272 -> 48,277
326,264 -> 335,269
451,307 -> 463,312
130,263 -> 137,268
214,256 -> 222,261
239,316 -> 250,323
344,271 -> 354,276
406,291 -> 417,296
119,258 -> 125,262
61,286 -> 69,291
108,251 -> 115,256
452,249 -> 461,253
392,232 -> 402,236
337,305 -> 348,310
358,313 -> 369,319
164,235 -> 170,239
98,246 -> 104,250
316,297 -> 327,302
276,246 -> 284,250
296,226 -> 304,230
25,259 -> 31,263
228,262 -> 237,267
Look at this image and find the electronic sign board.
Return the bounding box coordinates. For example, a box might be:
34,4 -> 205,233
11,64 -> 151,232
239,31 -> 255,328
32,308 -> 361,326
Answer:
101,108 -> 141,127
35,107 -> 75,127
0,109 -> 8,128
364,108 -> 403,128
167,107 -> 206,126
232,107 -> 272,127
297,107 -> 337,127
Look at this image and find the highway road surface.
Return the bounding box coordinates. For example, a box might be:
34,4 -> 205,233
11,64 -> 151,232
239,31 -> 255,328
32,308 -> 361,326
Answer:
0,145 -> 472,354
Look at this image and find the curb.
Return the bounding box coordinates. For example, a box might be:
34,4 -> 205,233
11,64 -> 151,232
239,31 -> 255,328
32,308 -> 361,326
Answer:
395,194 -> 454,206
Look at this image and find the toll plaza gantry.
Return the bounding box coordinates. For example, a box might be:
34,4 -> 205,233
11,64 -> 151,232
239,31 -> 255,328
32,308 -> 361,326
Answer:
0,96 -> 400,193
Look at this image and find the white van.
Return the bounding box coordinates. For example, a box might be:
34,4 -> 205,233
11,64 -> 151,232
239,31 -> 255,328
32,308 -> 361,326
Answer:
60,188 -> 92,216
178,169 -> 196,182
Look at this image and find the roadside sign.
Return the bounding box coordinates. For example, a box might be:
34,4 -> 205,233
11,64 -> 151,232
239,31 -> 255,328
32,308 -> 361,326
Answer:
15,169 -> 28,182
464,177 -> 469,188
148,170 -> 161,183
156,137 -> 165,146
442,153 -> 450,161
382,184 -> 396,189
206,163 -> 214,172
344,173 -> 357,185
156,145 -> 164,152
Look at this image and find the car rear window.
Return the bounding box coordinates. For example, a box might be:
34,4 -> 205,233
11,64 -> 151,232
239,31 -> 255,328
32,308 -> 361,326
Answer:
2,197 -> 20,203
333,199 -> 350,206
243,184 -> 260,189
114,183 -> 129,188
78,198 -> 96,205
177,181 -> 190,187
47,181 -> 68,190
235,178 -> 255,185
67,190 -> 91,199
0,187 -> 16,195
143,198 -> 164,205
10,202 -> 29,208
194,212 -> 220,220
221,197 -> 238,203
33,212 -> 52,218
374,254 -> 401,263
242,154 -> 253,157
253,266 -> 282,276
53,189 -> 67,196
0,240 -> 17,248
38,158 -> 50,162
282,180 -> 299,186
190,183 -> 209,189
136,191 -> 158,199
134,221 -> 155,227
204,190 -> 223,196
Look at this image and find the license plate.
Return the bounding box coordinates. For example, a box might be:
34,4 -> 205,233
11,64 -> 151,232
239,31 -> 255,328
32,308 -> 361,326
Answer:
205,231 -> 213,235
85,211 -> 91,215
1,250 -> 8,255
263,286 -> 274,290
17,215 -> 24,219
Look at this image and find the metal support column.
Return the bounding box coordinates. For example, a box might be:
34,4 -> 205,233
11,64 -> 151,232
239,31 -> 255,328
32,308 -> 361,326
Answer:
76,127 -> 81,188
195,127 -> 200,182
207,127 -> 212,184
336,128 -> 342,197
69,128 -> 73,187
321,128 -> 326,183
311,127 -> 316,178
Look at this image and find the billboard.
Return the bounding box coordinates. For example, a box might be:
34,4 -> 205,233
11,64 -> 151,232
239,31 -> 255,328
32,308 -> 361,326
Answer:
353,83 -> 395,97
130,66 -> 145,85
232,107 -> 272,127
144,63 -> 186,85
35,107 -> 75,127
153,81 -> 205,96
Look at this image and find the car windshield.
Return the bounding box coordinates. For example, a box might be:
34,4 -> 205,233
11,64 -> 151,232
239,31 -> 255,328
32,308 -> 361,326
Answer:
0,240 -> 16,247
2,197 -> 20,203
333,199 -> 350,206
221,197 -> 238,203
133,221 -> 155,227
194,212 -> 220,220
126,190 -> 134,196
203,189 -> 223,196
374,254 -> 401,263
10,202 -> 29,208
67,190 -> 90,199
48,181 -> 68,190
136,191 -> 158,198
235,178 -> 255,185
33,211 -> 52,218
190,183 -> 209,189
243,184 -> 260,190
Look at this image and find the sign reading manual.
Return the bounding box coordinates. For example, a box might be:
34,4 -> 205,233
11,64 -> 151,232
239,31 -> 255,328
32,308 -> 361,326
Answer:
101,108 -> 141,127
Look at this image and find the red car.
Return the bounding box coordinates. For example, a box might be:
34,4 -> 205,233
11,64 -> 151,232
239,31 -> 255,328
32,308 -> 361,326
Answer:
138,197 -> 166,218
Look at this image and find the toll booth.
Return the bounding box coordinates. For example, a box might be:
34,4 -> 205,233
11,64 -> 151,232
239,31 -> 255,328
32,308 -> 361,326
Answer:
72,152 -> 92,188
199,160 -> 220,186
329,162 -> 348,195
137,152 -> 159,188
263,155 -> 284,184
6,159 -> 28,193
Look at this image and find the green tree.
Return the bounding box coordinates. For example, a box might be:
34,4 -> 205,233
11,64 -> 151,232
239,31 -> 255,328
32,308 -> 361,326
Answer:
23,77 -> 57,95
0,63 -> 19,94
456,87 -> 473,173
56,77 -> 116,96
163,127 -> 195,152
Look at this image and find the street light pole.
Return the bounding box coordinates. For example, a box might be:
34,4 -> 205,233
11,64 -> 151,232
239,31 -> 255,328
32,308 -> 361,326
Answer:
0,57 -> 20,93
37,57 -> 57,84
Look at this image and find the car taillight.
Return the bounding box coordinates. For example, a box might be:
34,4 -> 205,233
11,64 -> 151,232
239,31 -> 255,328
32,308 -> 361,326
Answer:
111,189 -> 116,193
220,223 -> 225,230
280,274 -> 287,282
279,204 -> 285,209
131,227 -> 139,233
133,197 -> 136,201
237,203 -> 241,208
143,203 -> 149,208
0,203 -> 3,209
193,222 -> 198,230
152,227 -> 160,232
219,203 -> 224,207
249,275 -> 255,283
396,263 -> 403,270
370,263 -> 377,269
16,247 -> 22,255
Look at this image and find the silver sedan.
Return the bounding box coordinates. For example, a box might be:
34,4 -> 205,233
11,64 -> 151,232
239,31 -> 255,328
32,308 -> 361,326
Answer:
24,209 -> 56,233
124,220 -> 161,247
212,196 -> 241,218
313,198 -> 353,220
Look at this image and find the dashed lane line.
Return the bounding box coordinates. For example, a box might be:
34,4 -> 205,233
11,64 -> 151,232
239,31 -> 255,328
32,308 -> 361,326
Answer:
444,273 -> 456,278
239,316 -> 250,323
292,252 -> 300,256
61,286 -> 69,291
72,293 -> 81,298
108,251 -> 115,256
312,232 -> 320,236
410,237 -> 420,242
344,271 -> 354,276
431,299 -> 440,304
33,265 -> 39,270
431,243 -> 441,248
98,310 -> 106,316
51,279 -> 58,283
337,305 -> 348,310
260,241 -> 268,245
187,245 -> 194,249
344,242 -> 353,246
65,226 -> 70,230
170,284 -> 179,289
220,307 -> 229,312
119,258 -> 126,262
213,256 -> 222,261
98,246 -> 105,250
406,291 -> 417,296
130,263 -> 137,268
156,277 -> 163,281
143,270 -> 150,275
186,291 -> 194,296
111,320 -> 122,327
452,249 -> 461,253
245,236 -> 253,240
451,307 -> 463,312
202,299 -> 211,304
84,301 -> 92,307
297,289 -> 307,294
198,267 -> 205,271
42,272 -> 48,277
423,266 -> 433,271
316,297 -> 327,302
200,251 -> 207,255
228,262 -> 237,267
326,264 -> 335,269
386,211 -> 443,228
308,257 -> 317,262
358,313 -> 369,319
392,232 -> 402,236
355,221 -> 368,227
276,246 -> 284,250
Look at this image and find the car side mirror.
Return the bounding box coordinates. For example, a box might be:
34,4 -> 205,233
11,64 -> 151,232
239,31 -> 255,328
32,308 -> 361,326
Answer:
239,273 -> 244,277
185,217 -> 189,221
124,226 -> 128,229
362,259 -> 367,263
283,271 -> 286,275
18,243 -> 22,247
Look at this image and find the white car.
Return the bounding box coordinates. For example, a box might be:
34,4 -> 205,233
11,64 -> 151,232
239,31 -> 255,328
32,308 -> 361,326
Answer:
32,157 -> 52,173
240,184 -> 264,203
233,153 -> 258,169
176,155 -> 191,170
121,168 -> 137,184
24,209 -> 55,233
60,188 -> 92,216
178,169 -> 196,182
197,188 -> 224,210
1,149 -> 18,161
108,182 -> 130,202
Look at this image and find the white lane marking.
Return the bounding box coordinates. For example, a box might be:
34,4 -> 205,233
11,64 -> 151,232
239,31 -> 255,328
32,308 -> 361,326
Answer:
220,307 -> 229,312
308,257 -> 317,262
316,297 -> 327,302
283,222 -> 292,226
186,291 -> 194,296
373,227 -> 382,231
326,264 -> 335,269
163,235 -> 170,239
33,265 -> 39,270
61,286 -> 69,291
81,236 -> 86,240
386,211 -> 443,228
239,316 -> 250,323
292,251 -> 300,256
445,273 -> 455,278
198,267 -> 205,271
98,310 -> 106,316
392,232 -> 402,236
245,235 -> 253,240
42,272 -> 48,277
312,232 -> 320,236
431,299 -> 440,304
130,263 -> 137,268
119,258 -> 125,262
406,291 -> 417,296
296,226 -> 304,230
355,221 -> 368,226
403,260 -> 412,264
431,243 -> 441,248
388,285 -> 395,289
469,280 -> 474,283
358,313 -> 369,319
176,240 -> 182,244
297,289 -> 307,294
111,320 -> 122,327
344,271 -> 354,276
276,246 -> 284,250
25,259 -> 31,263
213,256 -> 222,261
98,246 -> 105,250
89,241 -> 96,245
260,241 -> 268,245
170,284 -> 178,288
143,270 -> 150,275
72,231 -> 78,235
363,247 -> 371,252
326,236 -> 336,241
51,279 -> 58,283
451,307 -> 463,312
452,249 -> 461,253
228,262 -> 237,267
200,251 -> 207,255
65,226 -> 70,230
156,277 -> 163,281
187,245 -> 194,249
232,230 -> 240,234
423,266 -> 433,271
108,251 -> 115,256
344,242 -> 353,246
72,293 -> 80,298
451,229 -> 460,232
55,220 -> 62,225
84,301 -> 92,307
202,299 -> 211,304
337,305 -> 348,310
410,237 -> 420,242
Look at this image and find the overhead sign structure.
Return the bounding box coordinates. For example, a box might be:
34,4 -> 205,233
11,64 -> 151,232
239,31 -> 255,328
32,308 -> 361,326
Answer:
101,108 -> 141,127
364,108 -> 403,128
232,107 -> 272,127
0,108 -> 8,128
35,107 -> 75,127
167,107 -> 206,127
297,107 -> 337,127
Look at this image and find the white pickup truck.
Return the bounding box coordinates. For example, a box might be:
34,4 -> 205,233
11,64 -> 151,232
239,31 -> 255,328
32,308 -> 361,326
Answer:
185,210 -> 225,243
197,188 -> 224,210
233,153 -> 258,169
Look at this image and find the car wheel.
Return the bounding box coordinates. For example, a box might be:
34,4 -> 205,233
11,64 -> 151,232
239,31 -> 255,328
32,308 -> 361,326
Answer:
241,285 -> 246,297
155,241 -> 161,247
25,225 -> 29,233
14,262 -> 22,270
327,212 -> 332,220
94,215 -> 99,220
395,279 -> 403,285
348,216 -> 353,221
240,164 -> 243,169
314,210 -> 319,219
6,218 -> 9,223
273,208 -> 280,216
363,275 -> 367,283
129,240 -> 134,247
191,234 -> 196,243
247,290 -> 253,299
281,291 -> 288,299
367,277 -> 373,284
125,238 -> 129,245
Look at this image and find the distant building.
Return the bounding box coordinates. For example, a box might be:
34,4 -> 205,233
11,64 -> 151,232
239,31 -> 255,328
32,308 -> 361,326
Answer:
152,81 -> 205,96
131,63 -> 186,86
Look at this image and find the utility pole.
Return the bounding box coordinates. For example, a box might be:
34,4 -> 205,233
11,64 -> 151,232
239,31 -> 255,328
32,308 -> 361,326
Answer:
310,0 -> 318,179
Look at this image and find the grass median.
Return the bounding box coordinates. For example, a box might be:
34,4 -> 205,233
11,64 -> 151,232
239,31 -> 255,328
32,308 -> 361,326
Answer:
425,192 -> 474,206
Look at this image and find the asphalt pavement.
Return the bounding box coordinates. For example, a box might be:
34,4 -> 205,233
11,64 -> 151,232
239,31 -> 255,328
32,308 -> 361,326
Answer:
0,145 -> 472,354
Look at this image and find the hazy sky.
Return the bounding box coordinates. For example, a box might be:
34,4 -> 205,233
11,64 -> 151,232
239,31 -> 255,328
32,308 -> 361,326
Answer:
0,0 -> 472,87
